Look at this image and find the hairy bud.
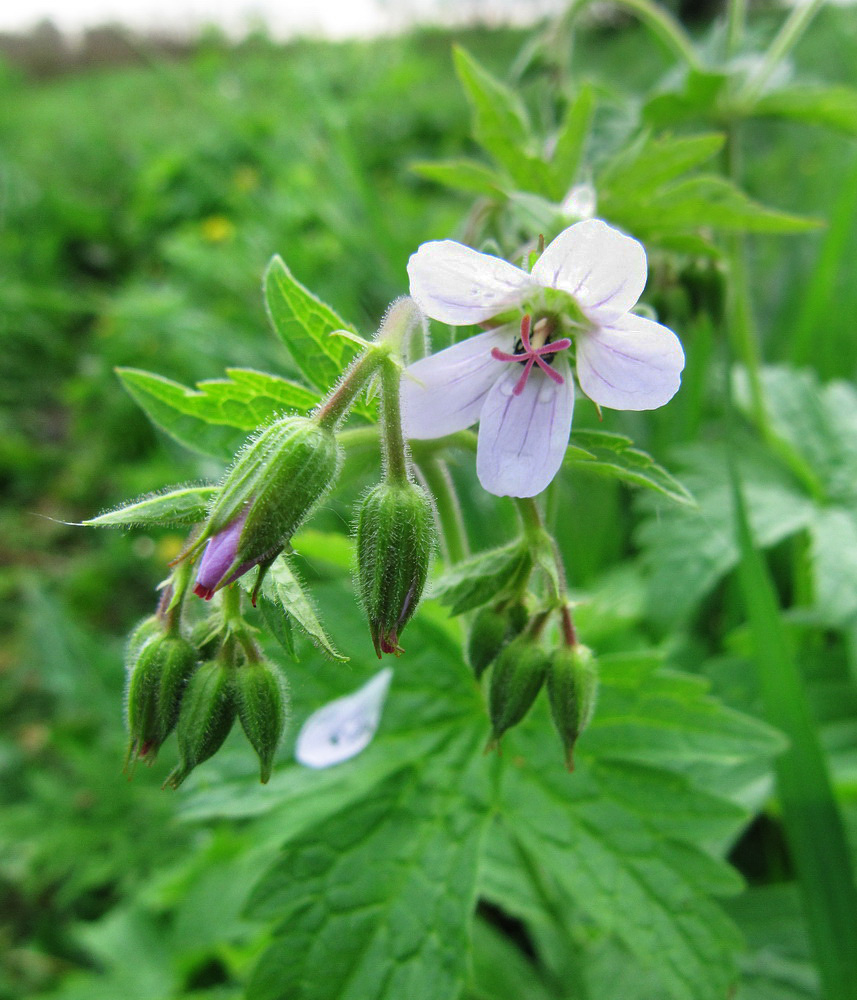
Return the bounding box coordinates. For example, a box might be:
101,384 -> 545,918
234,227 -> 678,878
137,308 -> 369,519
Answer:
166,659 -> 237,788
193,416 -> 340,599
488,635 -> 549,744
356,480 -> 434,656
125,633 -> 198,766
467,600 -> 529,679
235,660 -> 291,783
547,644 -> 598,770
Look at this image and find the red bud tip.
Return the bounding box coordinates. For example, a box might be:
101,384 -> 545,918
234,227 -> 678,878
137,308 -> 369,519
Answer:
193,583 -> 215,601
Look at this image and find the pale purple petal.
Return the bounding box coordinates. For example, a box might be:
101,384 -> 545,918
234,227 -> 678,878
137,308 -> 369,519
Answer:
407,240 -> 535,325
193,510 -> 249,599
295,668 -> 393,769
531,219 -> 647,321
576,312 -> 685,411
401,328 -> 511,439
476,356 -> 574,498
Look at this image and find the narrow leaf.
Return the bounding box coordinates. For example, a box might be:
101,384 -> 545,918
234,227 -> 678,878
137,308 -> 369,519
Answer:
411,158 -> 507,197
549,85 -> 594,200
598,132 -> 724,198
83,485 -> 217,528
754,85 -> 857,137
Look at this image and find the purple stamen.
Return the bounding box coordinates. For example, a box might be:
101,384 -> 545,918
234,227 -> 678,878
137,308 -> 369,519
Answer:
490,315 -> 571,396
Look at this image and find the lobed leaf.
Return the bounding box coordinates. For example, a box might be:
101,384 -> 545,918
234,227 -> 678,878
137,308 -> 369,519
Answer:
432,541 -> 532,616
83,485 -> 217,528
410,158 -> 508,197
754,85 -> 857,137
598,132 -> 725,199
548,84 -> 595,201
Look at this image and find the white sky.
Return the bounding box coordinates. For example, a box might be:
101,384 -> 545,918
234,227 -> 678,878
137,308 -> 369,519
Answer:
1,0 -> 569,39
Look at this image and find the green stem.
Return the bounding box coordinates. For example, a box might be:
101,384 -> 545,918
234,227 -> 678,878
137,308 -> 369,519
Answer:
379,358 -> 408,485
740,0 -> 825,105
314,348 -> 385,430
416,455 -> 468,564
608,0 -> 701,69
726,0 -> 746,58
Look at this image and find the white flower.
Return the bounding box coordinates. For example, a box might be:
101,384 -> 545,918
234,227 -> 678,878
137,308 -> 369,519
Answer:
295,668 -> 393,769
401,219 -> 685,498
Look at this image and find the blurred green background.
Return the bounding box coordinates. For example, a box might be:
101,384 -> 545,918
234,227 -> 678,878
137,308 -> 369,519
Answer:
1,6 -> 856,998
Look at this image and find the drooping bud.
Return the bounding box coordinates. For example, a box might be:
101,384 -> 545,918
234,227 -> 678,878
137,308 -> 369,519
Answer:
547,644 -> 598,770
488,635 -> 549,745
125,633 -> 198,766
355,480 -> 434,656
192,416 -> 341,599
467,600 -> 530,680
234,659 -> 290,783
125,614 -> 162,669
166,659 -> 237,788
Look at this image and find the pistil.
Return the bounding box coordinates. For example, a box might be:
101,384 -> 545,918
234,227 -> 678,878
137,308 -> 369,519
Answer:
490,315 -> 571,396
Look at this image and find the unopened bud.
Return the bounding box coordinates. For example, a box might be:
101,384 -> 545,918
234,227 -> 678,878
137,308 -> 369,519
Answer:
488,635 -> 549,744
468,600 -> 530,679
125,615 -> 162,669
193,416 -> 340,599
235,660 -> 290,783
356,480 -> 434,656
166,659 -> 237,788
125,633 -> 198,766
547,644 -> 598,770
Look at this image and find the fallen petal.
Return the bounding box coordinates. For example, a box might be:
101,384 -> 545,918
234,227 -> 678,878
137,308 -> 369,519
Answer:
532,219 -> 647,321
408,240 -> 535,325
575,312 -> 685,411
476,356 -> 574,498
401,328 -> 510,439
295,668 -> 394,769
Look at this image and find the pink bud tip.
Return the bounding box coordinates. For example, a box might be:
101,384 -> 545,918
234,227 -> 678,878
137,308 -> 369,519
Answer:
193,583 -> 215,601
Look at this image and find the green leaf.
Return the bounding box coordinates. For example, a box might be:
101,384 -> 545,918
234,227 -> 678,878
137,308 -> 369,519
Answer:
603,175 -> 819,235
118,367 -> 318,460
642,70 -> 730,129
83,485 -> 217,528
566,430 -> 695,507
636,441 -> 815,625
548,84 -> 595,200
259,598 -> 296,660
754,85 -> 857,137
245,734 -> 490,1000
263,255 -> 359,394
598,132 -> 724,199
452,46 -> 551,193
242,554 -> 347,662
411,158 -> 507,197
468,918 -> 556,1000
432,541 -> 532,615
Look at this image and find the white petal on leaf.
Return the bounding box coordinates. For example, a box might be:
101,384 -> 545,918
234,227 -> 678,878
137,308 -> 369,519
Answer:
407,240 -> 535,325
575,312 -> 685,411
476,357 -> 574,498
400,328 -> 511,439
531,219 -> 647,321
295,668 -> 393,769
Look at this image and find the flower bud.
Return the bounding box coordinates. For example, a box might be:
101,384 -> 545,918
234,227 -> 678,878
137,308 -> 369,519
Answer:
547,644 -> 598,770
193,416 -> 340,599
488,635 -> 549,744
125,614 -> 162,670
235,659 -> 290,783
467,600 -> 530,679
166,659 -> 237,788
356,480 -> 434,656
125,633 -> 198,765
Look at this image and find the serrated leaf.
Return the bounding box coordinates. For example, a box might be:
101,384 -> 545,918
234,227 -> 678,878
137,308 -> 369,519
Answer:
118,367 -> 318,460
754,85 -> 857,137
566,430 -> 695,507
263,255 -> 360,395
411,158 -> 507,197
548,84 -> 594,200
83,485 -> 217,528
243,554 -> 347,661
245,734 -> 489,1000
598,132 -> 724,199
452,46 -> 551,194
432,541 -> 532,616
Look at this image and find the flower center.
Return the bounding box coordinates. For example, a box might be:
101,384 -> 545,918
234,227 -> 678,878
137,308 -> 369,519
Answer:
490,315 -> 572,396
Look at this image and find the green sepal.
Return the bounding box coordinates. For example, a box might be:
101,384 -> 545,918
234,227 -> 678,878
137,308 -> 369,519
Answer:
546,644 -> 599,770
167,659 -> 237,788
235,660 -> 291,783
488,635 -> 549,744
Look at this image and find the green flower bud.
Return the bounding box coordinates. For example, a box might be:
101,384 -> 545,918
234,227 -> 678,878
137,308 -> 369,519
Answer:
125,633 -> 198,766
488,635 -> 549,744
166,659 -> 237,788
356,480 -> 434,657
467,600 -> 530,679
125,614 -> 162,670
193,416 -> 341,600
235,659 -> 291,784
547,644 -> 599,770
